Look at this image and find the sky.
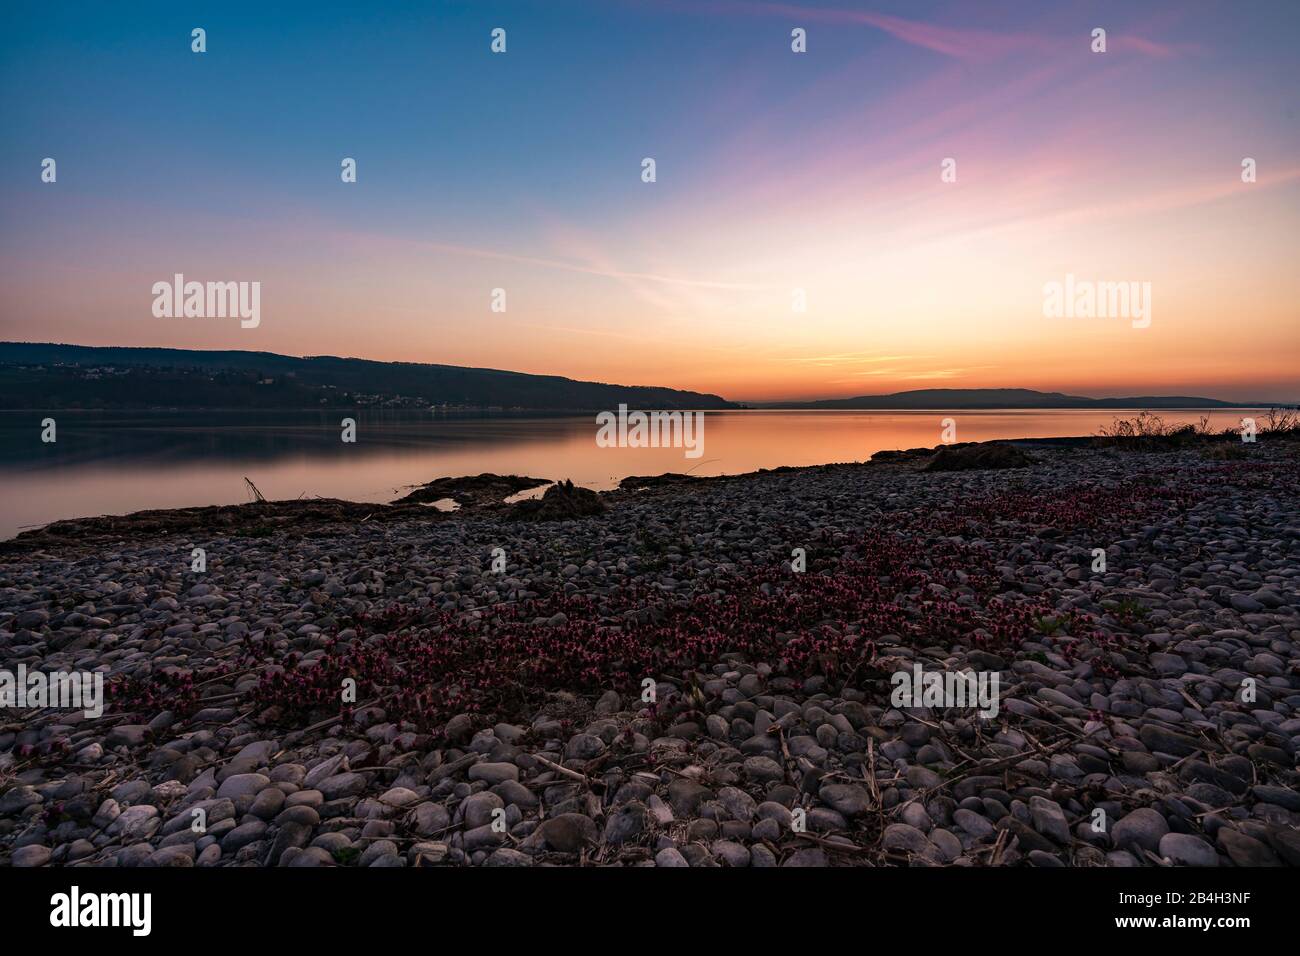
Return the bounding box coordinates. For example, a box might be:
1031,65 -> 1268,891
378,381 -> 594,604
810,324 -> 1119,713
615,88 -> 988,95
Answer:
1,0 -> 1297,403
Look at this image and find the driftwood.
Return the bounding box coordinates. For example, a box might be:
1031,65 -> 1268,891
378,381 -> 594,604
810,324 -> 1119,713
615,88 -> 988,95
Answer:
243,476 -> 267,503
531,752 -> 598,789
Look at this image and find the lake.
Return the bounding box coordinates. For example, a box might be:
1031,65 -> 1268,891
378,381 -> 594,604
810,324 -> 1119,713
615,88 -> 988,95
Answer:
0,408 -> 1263,539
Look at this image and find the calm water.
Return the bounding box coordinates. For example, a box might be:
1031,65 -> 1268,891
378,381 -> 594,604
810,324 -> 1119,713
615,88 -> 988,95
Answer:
0,408 -> 1262,539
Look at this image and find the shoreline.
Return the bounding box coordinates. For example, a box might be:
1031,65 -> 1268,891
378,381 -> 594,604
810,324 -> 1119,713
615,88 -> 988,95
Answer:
0,430 -> 1282,554
0,434 -> 1092,552
1,437 -> 1297,868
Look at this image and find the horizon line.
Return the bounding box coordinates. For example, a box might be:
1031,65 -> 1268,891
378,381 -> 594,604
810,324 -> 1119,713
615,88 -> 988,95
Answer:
3,339 -> 1298,408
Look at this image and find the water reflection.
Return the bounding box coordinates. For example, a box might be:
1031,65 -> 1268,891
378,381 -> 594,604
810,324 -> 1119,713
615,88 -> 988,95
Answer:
0,408 -> 1262,539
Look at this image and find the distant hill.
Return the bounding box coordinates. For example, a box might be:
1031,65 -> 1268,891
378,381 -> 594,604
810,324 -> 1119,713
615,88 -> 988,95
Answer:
0,342 -> 736,411
759,388 -> 1267,409
3,345 -> 1282,412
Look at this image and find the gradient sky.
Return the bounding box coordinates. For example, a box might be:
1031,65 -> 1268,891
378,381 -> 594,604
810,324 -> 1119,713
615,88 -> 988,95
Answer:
1,0 -> 1297,402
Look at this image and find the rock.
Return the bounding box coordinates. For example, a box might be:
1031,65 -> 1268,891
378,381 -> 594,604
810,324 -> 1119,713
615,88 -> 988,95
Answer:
1216,828 -> 1281,867
1028,796 -> 1071,844
717,787 -> 757,822
443,714 -> 475,744
883,823 -> 934,858
742,756 -> 784,783
148,845 -> 195,867
1267,827 -> 1300,867
655,847 -> 689,867
929,828 -> 962,862
1027,849 -> 1065,867
275,805 -> 320,828
667,780 -> 712,817
462,824 -> 505,852
216,773 -> 270,799
1159,833 -> 1218,867
485,848 -> 533,867
14,608 -> 49,629
510,480 -> 606,521
1252,786 -> 1300,812
112,805 -> 160,842
106,725 -> 150,749
221,821 -> 268,852
901,802 -> 932,832
781,848 -> 828,867
303,755 -> 347,789
565,734 -> 605,760
1110,808 -> 1169,853
712,840 -> 750,867
269,822 -> 313,864
274,806 -> 319,827
410,802 -> 451,836
925,442 -> 1032,471
11,845 -> 51,867
954,808 -> 996,841
359,840 -> 400,867
318,772 -> 367,800
819,783 -> 872,817
379,787 -> 420,809
409,842 -> 450,866
539,814 -> 598,853
1230,594 -> 1264,613
1149,653 -> 1186,676
197,844 -> 222,867
288,847 -> 335,867
602,802 -> 648,844
467,762 -> 518,785
249,788 -> 285,819
0,787 -> 42,815
462,792 -> 504,829
1139,725 -> 1201,758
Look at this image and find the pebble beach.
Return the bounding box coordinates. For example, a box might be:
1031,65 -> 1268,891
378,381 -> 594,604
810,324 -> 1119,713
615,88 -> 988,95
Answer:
2,438 -> 1298,868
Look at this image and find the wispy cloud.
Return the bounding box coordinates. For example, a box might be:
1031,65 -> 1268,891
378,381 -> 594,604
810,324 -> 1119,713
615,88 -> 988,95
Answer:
795,351 -> 931,367
663,1 -> 1191,62
897,365 -> 1000,381
417,238 -> 768,292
